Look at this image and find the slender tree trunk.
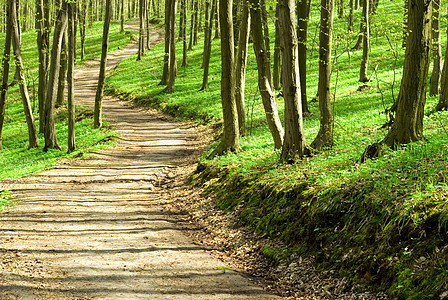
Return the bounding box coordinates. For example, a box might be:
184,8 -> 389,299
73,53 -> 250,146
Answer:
164,0 -> 177,92
0,3 -> 12,153
429,0 -> 441,96
359,0 -> 369,82
311,0 -> 334,150
436,4 -> 448,111
348,0 -> 354,31
382,0 -> 432,147
159,0 -> 170,85
137,0 -> 145,60
146,0 -> 151,49
193,0 -> 199,45
188,0 -> 195,50
279,0 -> 309,161
260,0 -> 273,88
209,0 -> 240,157
44,2 -> 68,151
36,0 -> 50,133
200,0 -> 216,90
93,0 -> 112,128
67,0 -> 76,152
235,0 -> 250,136
297,0 -> 312,116
121,0 -> 125,31
201,0 -> 211,69
181,0 -> 188,65
56,31 -> 68,107
250,0 -> 284,149
11,0 -> 39,149
273,5 -> 282,90
214,3 -> 220,39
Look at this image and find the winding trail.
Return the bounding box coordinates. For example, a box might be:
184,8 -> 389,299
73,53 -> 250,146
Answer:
0,24 -> 278,299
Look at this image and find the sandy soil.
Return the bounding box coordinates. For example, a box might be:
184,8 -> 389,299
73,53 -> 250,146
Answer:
0,23 -> 279,299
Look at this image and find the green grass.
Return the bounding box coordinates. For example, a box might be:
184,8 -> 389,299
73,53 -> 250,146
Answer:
0,189 -> 12,211
0,20 -> 132,180
107,4 -> 448,299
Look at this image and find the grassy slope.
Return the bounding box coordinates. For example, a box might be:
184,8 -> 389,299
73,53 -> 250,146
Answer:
107,5 -> 448,300
0,21 -> 133,181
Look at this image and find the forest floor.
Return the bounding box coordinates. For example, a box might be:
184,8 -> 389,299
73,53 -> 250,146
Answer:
0,22 -> 278,299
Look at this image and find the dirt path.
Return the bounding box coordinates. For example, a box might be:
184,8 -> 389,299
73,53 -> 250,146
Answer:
0,24 -> 278,299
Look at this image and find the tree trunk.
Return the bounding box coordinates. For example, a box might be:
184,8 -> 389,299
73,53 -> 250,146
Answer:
273,5 -> 281,90
260,0 -> 273,88
200,0 -> 216,90
181,0 -> 188,65
209,0 -> 240,157
429,0 -> 441,96
67,0 -> 76,152
382,0 -> 432,147
80,0 -> 88,60
93,0 -> 112,128
297,0 -> 312,116
121,0 -> 125,32
164,0 -> 177,92
359,0 -> 369,82
337,0 -> 343,18
188,0 -> 195,50
36,0 -> 50,134
193,0 -> 199,45
201,0 -> 211,69
436,4 -> 448,111
44,2 -> 68,151
348,0 -> 354,31
0,2 -> 12,153
137,0 -> 145,60
159,0 -> 170,85
10,0 -> 39,149
234,0 -> 250,136
56,31 -> 68,107
311,0 -> 334,150
279,0 -> 309,161
250,0 -> 284,149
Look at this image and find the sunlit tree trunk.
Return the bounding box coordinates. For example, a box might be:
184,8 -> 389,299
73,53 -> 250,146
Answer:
93,0 -> 112,128
36,0 -> 50,133
44,2 -> 68,151
311,0 -> 334,150
429,0 -> 441,96
0,2 -> 12,153
56,31 -> 68,107
164,0 -> 177,92
235,0 -> 250,136
188,0 -> 196,50
159,0 -> 170,84
200,0 -> 216,90
137,0 -> 145,60
209,0 -> 240,157
250,0 -> 284,149
382,0 -> 432,147
297,0 -> 312,116
279,0 -> 309,161
67,0 -> 76,152
359,0 -> 369,82
273,5 -> 281,90
181,0 -> 188,65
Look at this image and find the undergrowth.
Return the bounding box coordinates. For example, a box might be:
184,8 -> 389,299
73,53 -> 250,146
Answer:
105,3 -> 448,299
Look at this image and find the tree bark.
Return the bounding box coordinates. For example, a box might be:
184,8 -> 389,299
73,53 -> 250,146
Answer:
0,2 -> 12,153
235,0 -> 250,136
67,0 -> 76,152
137,0 -> 145,60
382,0 -> 432,147
297,0 -> 312,116
36,0 -> 50,134
209,0 -> 240,157
311,0 -> 334,150
348,0 -> 354,31
200,0 -> 216,90
250,0 -> 284,149
429,0 -> 441,96
181,0 -> 188,65
93,0 -> 112,128
436,4 -> 448,111
159,0 -> 170,85
56,31 -> 68,107
358,0 -> 369,82
44,2 -> 68,151
279,0 -> 309,161
260,0 -> 273,88
273,5 -> 281,90
188,0 -> 196,50
164,0 -> 177,92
